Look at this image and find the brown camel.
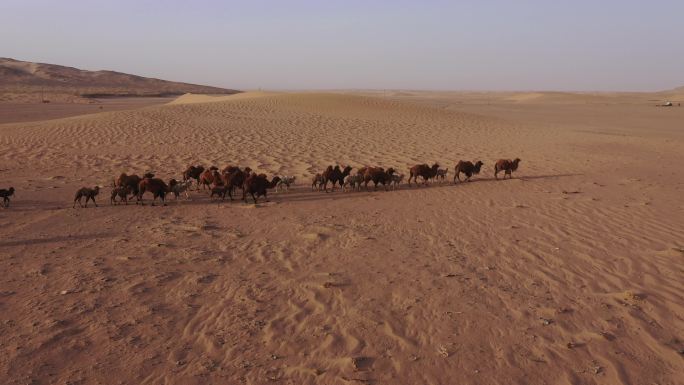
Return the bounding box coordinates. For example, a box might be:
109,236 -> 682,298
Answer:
494,158 -> 521,180
408,163 -> 440,186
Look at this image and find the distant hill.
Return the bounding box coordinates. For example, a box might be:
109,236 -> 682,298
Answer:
0,58 -> 239,103
659,85 -> 684,93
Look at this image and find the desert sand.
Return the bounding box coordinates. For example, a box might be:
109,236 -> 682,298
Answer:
0,91 -> 683,384
0,97 -> 175,125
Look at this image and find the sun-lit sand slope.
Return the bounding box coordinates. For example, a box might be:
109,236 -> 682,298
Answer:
0,92 -> 683,384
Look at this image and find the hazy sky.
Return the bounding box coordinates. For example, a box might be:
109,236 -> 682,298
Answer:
1,0 -> 682,91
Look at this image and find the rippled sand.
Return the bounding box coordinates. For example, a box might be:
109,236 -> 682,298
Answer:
0,91 -> 682,384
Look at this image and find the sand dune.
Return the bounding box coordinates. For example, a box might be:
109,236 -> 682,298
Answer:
0,92 -> 683,384
169,92 -> 278,105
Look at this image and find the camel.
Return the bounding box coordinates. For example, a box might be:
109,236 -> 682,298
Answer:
114,173 -> 152,198
199,166 -> 220,190
73,186 -> 100,208
136,177 -> 169,205
275,176 -> 296,193
322,165 -> 353,192
110,186 -> 130,205
390,173 -> 404,190
311,173 -> 325,191
242,174 -> 281,204
182,165 -> 205,190
0,187 -> 15,208
454,160 -> 484,183
362,167 -> 395,191
408,163 -> 440,186
168,178 -> 193,200
343,174 -> 364,192
494,158 -> 521,180
221,167 -> 252,201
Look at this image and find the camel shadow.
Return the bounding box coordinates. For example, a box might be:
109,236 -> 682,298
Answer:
460,173 -> 583,184
259,173 -> 584,204
134,172 -> 585,206
0,233 -> 113,247
1,173 -> 583,210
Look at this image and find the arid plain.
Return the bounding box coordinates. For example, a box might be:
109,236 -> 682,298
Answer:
1,90 -> 683,385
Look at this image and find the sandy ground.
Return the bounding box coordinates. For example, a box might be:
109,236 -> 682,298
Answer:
0,91 -> 683,385
0,98 -> 175,124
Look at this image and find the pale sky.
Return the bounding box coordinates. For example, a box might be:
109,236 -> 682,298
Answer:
1,0 -> 682,91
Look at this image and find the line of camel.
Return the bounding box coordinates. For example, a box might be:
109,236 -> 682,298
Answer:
1,158 -> 521,208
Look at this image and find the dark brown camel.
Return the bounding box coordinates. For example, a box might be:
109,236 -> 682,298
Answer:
0,187 -> 14,208
220,167 -> 252,201
182,165 -> 205,189
408,163 -> 440,186
321,165 -> 353,192
242,174 -> 281,204
115,172 -> 152,198
362,167 -> 395,191
454,160 -> 484,183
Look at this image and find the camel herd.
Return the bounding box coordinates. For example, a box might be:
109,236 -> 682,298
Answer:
1,158 -> 521,208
